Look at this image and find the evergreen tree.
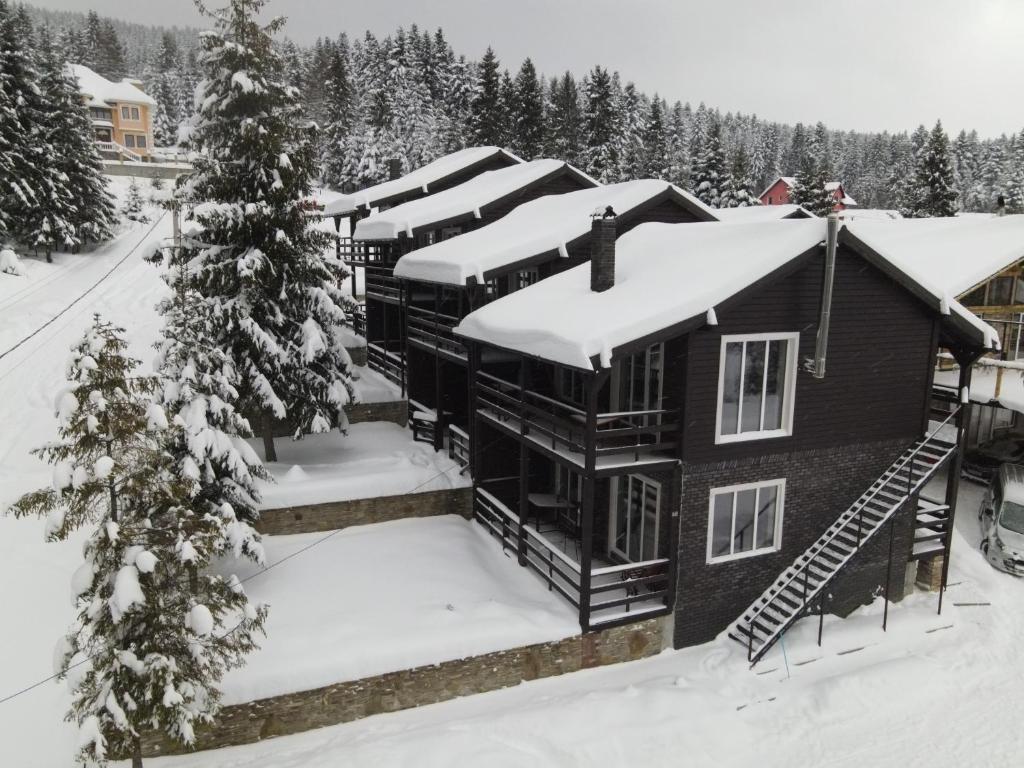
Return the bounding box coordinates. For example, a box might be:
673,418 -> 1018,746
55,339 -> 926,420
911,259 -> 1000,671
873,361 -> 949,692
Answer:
180,0 -> 356,462
320,44 -> 354,187
664,101 -> 691,187
790,152 -> 834,216
582,65 -> 619,182
511,58 -> 543,160
691,121 -> 725,207
720,146 -> 760,207
616,83 -> 645,181
640,96 -> 668,179
907,120 -> 958,217
544,72 -> 582,165
497,70 -> 516,148
468,47 -> 503,145
8,315 -> 266,766
122,178 -> 148,223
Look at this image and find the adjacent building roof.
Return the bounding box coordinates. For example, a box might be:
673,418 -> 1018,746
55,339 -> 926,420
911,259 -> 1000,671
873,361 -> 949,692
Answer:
323,147 -> 523,218
70,64 -> 156,107
842,214 -> 1024,299
456,219 -> 998,370
393,180 -> 717,286
354,159 -> 598,242
713,203 -> 814,222
759,176 -> 857,206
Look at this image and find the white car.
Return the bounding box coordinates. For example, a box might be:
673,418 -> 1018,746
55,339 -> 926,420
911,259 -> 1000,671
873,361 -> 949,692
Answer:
979,463 -> 1024,576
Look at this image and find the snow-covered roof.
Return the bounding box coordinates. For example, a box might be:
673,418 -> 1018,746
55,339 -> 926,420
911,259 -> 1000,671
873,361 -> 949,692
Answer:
456,218 -> 999,370
837,209 -> 902,222
322,147 -> 522,218
714,203 -> 814,222
843,215 -> 1024,299
69,64 -> 156,107
354,159 -> 598,241
393,180 -> 716,285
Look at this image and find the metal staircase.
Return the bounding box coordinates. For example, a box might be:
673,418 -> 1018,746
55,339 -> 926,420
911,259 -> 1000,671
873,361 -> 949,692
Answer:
729,407 -> 961,665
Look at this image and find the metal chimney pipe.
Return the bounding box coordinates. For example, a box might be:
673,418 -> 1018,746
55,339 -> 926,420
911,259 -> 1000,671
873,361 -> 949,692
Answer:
813,213 -> 840,379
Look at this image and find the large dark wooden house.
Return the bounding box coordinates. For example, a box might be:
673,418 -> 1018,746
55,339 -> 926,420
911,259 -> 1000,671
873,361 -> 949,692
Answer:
351,159 -> 598,390
453,215 -> 996,663
391,180 -> 718,455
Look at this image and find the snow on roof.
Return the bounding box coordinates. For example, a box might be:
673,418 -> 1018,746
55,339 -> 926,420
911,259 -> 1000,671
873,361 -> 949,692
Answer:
844,214 -> 1024,298
354,159 -> 597,241
837,208 -> 902,222
457,218 -> 1001,369
714,204 -> 814,222
456,220 -> 828,369
393,180 -> 715,285
322,147 -> 522,218
69,64 -> 156,107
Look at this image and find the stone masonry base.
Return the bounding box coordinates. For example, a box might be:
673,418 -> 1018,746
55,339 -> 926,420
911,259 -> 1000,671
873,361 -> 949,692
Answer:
139,618 -> 665,758
916,555 -> 944,591
257,487 -> 472,535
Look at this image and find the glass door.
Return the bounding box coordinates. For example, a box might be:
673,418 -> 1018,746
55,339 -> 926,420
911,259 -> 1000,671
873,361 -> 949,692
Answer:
610,474 -> 662,562
616,343 -> 664,426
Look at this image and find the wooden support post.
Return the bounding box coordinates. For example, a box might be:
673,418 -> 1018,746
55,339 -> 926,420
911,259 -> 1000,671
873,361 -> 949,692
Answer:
664,463 -> 682,614
939,356 -> 973,614
433,285 -> 444,451
883,514 -> 896,631
578,372 -> 599,633
467,344 -> 481,482
517,356 -> 530,567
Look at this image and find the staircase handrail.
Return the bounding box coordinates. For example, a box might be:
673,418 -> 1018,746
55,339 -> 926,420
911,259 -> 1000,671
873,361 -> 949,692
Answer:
746,405 -> 960,641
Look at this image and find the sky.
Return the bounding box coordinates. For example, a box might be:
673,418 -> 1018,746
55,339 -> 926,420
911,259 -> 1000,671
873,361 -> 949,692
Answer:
33,0 -> 1024,138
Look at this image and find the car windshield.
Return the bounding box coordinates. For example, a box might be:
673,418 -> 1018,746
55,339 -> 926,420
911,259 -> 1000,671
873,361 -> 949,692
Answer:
999,500 -> 1024,534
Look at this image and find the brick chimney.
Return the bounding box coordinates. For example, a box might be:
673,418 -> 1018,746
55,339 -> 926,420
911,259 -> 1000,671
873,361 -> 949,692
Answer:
388,158 -> 403,180
590,207 -> 617,292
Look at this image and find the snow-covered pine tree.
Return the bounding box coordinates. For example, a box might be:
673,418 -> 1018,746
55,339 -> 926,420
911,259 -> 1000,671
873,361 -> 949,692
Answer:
319,43 -> 354,188
582,65 -> 619,183
468,47 -> 503,146
122,178 -> 149,223
7,315 -> 266,766
690,120 -> 725,208
497,70 -> 516,149
664,101 -> 691,187
640,96 -> 669,179
790,152 -> 834,216
180,0 -> 355,462
511,58 -> 543,160
720,146 -> 759,207
907,120 -> 958,218
616,82 -> 646,182
544,72 -> 582,165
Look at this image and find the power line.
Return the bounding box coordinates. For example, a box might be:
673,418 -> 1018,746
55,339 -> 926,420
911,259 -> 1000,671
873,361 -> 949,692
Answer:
0,213 -> 166,365
0,439 -> 483,707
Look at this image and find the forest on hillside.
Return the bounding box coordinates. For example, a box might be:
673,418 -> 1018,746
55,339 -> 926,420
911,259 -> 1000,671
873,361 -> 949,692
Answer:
24,3 -> 1024,214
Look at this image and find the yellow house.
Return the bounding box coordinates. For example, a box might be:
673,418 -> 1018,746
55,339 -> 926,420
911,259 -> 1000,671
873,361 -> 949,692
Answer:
70,64 -> 156,161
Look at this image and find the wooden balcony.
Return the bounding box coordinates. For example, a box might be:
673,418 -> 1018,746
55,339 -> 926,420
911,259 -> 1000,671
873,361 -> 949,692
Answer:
365,264 -> 402,304
474,487 -> 671,632
475,371 -> 679,472
406,305 -> 465,361
367,342 -> 404,390
336,237 -> 383,267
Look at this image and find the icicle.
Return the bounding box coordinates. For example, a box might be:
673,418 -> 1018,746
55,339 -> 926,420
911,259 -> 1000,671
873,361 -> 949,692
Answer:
940,291 -> 951,316
706,307 -> 718,326
558,242 -> 569,259
405,222 -> 414,238
421,184 -> 429,194
473,206 -> 482,220
599,342 -> 612,369
961,386 -> 970,404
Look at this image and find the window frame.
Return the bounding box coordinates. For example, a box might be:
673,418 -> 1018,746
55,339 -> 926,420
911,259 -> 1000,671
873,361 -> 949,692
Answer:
714,332 -> 799,444
120,105 -> 130,119
706,478 -> 786,564
123,134 -> 136,148
609,473 -> 663,563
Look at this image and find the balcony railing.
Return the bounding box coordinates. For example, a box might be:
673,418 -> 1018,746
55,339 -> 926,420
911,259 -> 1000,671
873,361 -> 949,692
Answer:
350,304 -> 366,339
448,424 -> 470,470
476,371 -> 678,461
406,304 -> 465,359
367,342 -> 404,389
365,264 -> 402,303
337,237 -> 382,266
473,487 -> 670,630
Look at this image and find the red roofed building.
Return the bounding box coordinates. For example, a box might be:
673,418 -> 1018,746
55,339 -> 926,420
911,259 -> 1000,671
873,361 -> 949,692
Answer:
758,176 -> 857,210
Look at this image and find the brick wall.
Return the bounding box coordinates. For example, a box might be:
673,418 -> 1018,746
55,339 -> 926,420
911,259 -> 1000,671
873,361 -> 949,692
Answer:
258,487 -> 472,535
138,618 -> 665,758
674,438 -> 916,647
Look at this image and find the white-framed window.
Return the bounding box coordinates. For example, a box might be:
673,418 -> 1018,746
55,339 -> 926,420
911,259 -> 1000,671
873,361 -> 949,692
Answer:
515,268 -> 539,291
611,474 -> 662,562
715,332 -> 798,443
707,478 -> 785,563
123,134 -> 136,148
121,105 -> 130,119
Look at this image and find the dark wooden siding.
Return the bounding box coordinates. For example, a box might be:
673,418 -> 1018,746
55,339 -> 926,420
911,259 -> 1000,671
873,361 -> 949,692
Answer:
681,244 -> 938,464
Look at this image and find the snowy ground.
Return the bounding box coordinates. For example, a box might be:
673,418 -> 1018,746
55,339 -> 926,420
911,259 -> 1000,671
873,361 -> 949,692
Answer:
218,516 -> 578,705
256,422 -> 469,510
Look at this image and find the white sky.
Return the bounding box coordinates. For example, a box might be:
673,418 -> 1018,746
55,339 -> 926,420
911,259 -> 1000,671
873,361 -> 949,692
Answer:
36,0 -> 1024,138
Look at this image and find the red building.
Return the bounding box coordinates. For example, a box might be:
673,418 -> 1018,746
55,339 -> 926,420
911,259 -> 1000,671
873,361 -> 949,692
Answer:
758,176 -> 857,210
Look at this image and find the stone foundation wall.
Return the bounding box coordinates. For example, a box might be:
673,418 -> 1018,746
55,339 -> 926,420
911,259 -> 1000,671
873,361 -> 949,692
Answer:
346,345 -> 367,366
258,487 -> 472,535
139,618 -> 665,758
251,400 -> 408,439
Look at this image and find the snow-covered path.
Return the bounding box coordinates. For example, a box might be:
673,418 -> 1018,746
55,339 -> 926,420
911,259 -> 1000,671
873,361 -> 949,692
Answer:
0,212 -> 173,767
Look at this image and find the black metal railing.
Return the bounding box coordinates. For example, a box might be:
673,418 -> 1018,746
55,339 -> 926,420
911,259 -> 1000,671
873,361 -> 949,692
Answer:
336,237 -> 382,266
350,304 -> 366,339
365,264 -> 402,303
448,424 -> 470,470
408,399 -> 437,445
473,487 -> 670,629
406,305 -> 465,358
476,371 -> 678,460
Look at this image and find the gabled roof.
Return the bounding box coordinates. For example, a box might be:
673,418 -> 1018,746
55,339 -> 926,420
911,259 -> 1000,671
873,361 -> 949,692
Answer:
393,180 -> 717,286
456,219 -> 997,370
714,203 -> 814,222
758,176 -> 796,199
323,147 -> 523,218
69,64 -> 156,107
354,159 -> 599,242
842,214 -> 1024,299
759,176 -> 855,205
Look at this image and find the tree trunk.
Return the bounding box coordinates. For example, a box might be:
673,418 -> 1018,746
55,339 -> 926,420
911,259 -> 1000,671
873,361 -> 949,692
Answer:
261,412 -> 277,462
132,738 -> 143,768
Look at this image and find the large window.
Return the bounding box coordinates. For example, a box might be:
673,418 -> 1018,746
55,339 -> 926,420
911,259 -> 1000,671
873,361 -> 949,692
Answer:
123,134 -> 136,148
611,474 -> 662,562
619,343 -> 664,418
707,479 -> 784,563
716,333 -> 797,443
